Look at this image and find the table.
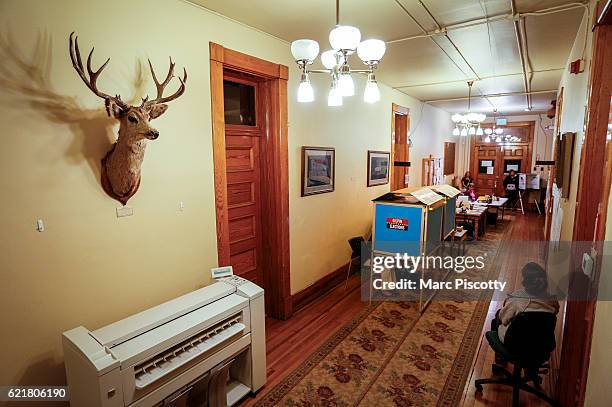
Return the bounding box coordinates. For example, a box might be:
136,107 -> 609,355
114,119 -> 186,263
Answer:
479,197 -> 509,223
456,207 -> 487,240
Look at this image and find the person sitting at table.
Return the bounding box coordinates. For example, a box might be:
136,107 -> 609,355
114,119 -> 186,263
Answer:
465,183 -> 477,201
461,171 -> 473,190
503,170 -> 519,209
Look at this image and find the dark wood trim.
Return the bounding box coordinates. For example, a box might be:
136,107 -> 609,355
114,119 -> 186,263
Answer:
291,261 -> 350,312
557,8 -> 612,406
391,103 -> 410,191
209,42 -> 292,320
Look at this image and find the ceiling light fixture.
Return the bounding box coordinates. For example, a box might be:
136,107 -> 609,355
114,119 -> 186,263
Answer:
451,81 -> 486,136
290,0 -> 386,106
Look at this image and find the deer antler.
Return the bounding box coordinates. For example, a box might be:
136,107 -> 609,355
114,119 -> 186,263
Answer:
69,32 -> 128,113
143,57 -> 187,106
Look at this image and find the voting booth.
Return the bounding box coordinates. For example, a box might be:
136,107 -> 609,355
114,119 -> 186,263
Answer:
429,185 -> 461,239
371,186 -> 455,311
372,187 -> 445,257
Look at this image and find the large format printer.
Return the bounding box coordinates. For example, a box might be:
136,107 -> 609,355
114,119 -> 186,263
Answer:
62,276 -> 265,407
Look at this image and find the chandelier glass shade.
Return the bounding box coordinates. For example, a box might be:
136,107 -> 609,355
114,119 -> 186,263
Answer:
290,1 -> 386,106
451,81 -> 486,137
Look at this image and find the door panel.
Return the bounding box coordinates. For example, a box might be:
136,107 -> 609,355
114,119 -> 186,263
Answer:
225,132 -> 263,287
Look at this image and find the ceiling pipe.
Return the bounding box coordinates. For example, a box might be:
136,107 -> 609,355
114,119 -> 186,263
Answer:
387,2 -> 588,44
424,89 -> 557,103
394,67 -> 564,89
511,0 -> 531,111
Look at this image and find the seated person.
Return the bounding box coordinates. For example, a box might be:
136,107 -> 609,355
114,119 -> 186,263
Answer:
503,170 -> 519,209
491,262 -> 559,361
461,171 -> 473,190
465,183 -> 477,201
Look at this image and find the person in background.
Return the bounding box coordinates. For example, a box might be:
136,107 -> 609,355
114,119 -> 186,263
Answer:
503,169 -> 519,209
490,262 -> 559,362
461,170 -> 473,190
466,183 -> 477,201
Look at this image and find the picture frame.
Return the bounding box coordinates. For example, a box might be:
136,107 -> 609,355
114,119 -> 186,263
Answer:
301,146 -> 335,196
367,150 -> 391,187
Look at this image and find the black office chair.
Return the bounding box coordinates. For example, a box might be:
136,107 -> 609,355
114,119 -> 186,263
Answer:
345,236 -> 365,289
475,312 -> 561,407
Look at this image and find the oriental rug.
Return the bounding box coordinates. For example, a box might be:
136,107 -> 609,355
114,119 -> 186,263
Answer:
254,221 -> 512,407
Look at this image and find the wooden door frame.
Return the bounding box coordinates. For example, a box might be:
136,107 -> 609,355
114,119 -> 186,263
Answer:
391,103 -> 410,190
210,43 -> 292,319
557,3 -> 612,404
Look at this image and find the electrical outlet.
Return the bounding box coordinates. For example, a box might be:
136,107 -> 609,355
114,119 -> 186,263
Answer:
582,252 -> 594,279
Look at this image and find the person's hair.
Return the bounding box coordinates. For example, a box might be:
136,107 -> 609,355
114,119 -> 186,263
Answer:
521,262 -> 548,295
509,169 -> 516,175
464,171 -> 471,177
468,183 -> 474,188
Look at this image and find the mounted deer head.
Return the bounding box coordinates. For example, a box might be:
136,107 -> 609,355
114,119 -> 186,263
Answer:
69,32 -> 187,205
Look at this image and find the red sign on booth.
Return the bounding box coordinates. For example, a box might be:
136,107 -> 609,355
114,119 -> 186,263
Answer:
386,217 -> 408,231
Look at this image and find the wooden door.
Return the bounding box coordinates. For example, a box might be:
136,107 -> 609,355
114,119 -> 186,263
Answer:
224,74 -> 264,287
471,122 -> 534,196
391,104 -> 410,190
472,144 -> 501,195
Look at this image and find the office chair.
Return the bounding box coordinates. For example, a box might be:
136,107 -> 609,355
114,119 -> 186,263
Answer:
475,312 -> 560,407
345,236 -> 365,289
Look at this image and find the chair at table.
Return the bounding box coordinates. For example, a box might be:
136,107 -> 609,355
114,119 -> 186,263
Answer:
345,236 -> 366,289
475,312 -> 560,407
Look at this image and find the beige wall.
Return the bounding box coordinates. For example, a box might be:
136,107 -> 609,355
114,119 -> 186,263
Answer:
0,0 -> 453,387
546,1 -> 612,404
550,3 -> 594,241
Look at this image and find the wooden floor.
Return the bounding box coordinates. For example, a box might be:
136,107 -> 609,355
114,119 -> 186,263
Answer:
241,211 -> 555,407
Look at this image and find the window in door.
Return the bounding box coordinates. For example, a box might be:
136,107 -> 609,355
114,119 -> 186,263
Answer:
478,159 -> 494,174
223,80 -> 256,126
504,159 -> 521,174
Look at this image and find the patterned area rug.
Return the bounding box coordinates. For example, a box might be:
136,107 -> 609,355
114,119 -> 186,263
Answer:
254,221 -> 511,407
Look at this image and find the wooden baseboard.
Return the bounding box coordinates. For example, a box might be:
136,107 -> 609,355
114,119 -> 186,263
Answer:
291,261 -> 351,312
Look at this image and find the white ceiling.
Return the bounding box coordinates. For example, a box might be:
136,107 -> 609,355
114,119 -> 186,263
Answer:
190,0 -> 584,116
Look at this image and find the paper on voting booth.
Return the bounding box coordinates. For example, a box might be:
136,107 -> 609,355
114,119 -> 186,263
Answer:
410,188 -> 444,205
431,184 -> 461,197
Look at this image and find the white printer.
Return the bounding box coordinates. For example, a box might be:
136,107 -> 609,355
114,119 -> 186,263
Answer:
62,277 -> 266,407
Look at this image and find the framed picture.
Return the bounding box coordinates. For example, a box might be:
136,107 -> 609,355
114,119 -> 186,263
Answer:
367,150 -> 390,187
301,147 -> 335,196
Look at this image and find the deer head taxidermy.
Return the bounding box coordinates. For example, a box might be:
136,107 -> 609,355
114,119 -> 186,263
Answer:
69,32 -> 187,205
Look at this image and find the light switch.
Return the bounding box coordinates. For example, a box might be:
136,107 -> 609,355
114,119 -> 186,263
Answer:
116,206 -> 134,218
179,201 -> 185,211
36,219 -> 44,232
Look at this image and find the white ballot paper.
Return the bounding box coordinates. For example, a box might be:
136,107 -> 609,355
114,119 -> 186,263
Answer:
410,188 -> 444,205
432,184 -> 461,198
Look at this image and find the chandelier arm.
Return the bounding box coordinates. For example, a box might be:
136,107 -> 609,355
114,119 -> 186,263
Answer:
309,69 -> 333,74
336,0 -> 340,25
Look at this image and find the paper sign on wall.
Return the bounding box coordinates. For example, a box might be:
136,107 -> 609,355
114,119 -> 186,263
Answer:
507,164 -> 519,171
482,160 -> 493,167
486,167 -> 494,174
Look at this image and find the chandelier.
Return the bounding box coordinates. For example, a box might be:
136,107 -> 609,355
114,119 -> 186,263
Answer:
290,0 -> 386,106
452,81 -> 486,137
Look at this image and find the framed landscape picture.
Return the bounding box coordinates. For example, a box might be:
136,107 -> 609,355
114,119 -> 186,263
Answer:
302,147 -> 335,196
367,150 -> 390,187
